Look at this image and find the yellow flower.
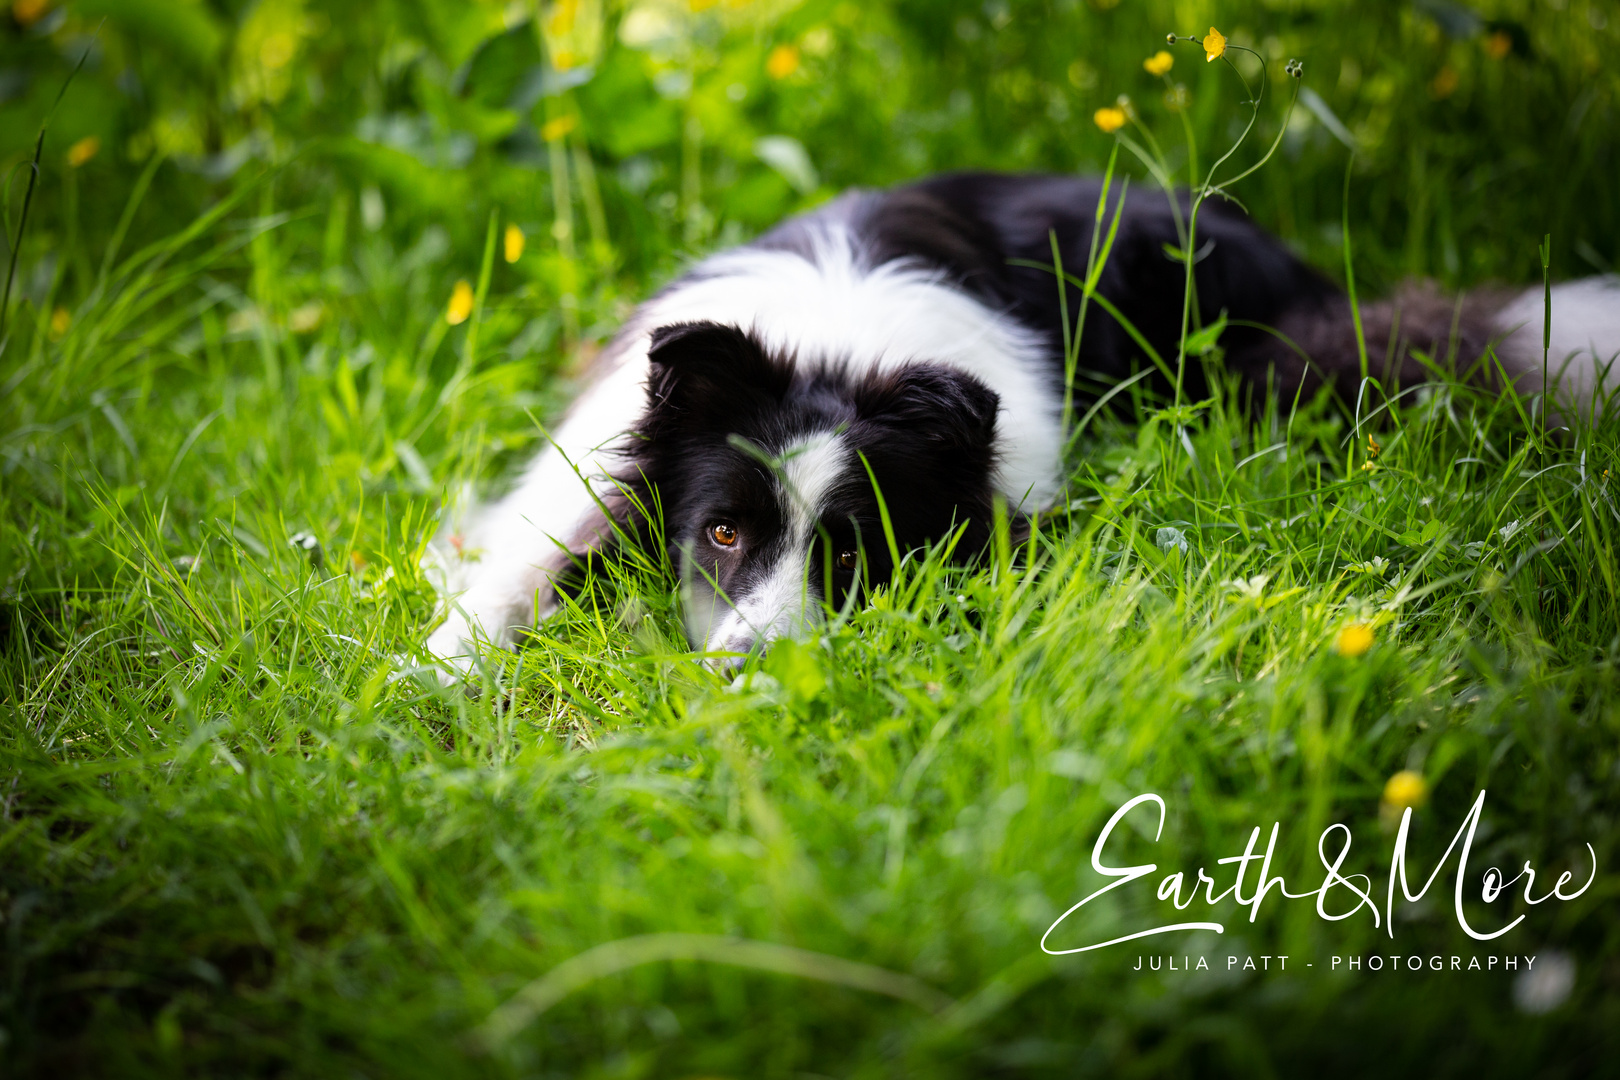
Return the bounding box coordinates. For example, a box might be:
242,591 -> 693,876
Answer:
504,223 -> 525,264
1093,106 -> 1127,133
49,306 -> 70,339
66,135 -> 99,168
1431,65 -> 1459,99
766,44 -> 800,80
541,114 -> 577,142
1336,622 -> 1374,657
1367,434 -> 1381,458
1382,770 -> 1429,812
1202,26 -> 1227,62
1144,51 -> 1174,76
1485,30 -> 1512,60
545,0 -> 577,37
446,280 -> 474,326
12,0 -> 49,26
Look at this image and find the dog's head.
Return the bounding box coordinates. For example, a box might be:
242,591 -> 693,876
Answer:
630,320 -> 1001,668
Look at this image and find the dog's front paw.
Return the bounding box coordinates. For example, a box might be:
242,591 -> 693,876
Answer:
423,613 -> 486,684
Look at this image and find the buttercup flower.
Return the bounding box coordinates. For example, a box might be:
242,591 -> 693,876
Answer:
504,224 -> 526,264
1336,622 -> 1374,656
12,0 -> 48,26
766,44 -> 800,79
1144,51 -> 1174,76
446,280 -> 475,325
1382,770 -> 1429,812
67,136 -> 99,168
1093,106 -> 1127,133
50,306 -> 70,339
541,114 -> 577,141
1203,26 -> 1227,62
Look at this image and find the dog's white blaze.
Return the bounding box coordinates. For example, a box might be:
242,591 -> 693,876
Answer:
777,431 -> 850,539
706,431 -> 852,655
1496,277 -> 1620,411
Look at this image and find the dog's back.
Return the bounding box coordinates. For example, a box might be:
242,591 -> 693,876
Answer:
769,173 -> 1613,404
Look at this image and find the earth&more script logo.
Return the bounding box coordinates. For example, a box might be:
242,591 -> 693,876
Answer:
1041,792 -> 1596,967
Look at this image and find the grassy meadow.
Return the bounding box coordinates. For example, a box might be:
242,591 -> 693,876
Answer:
3,0 -> 1619,1075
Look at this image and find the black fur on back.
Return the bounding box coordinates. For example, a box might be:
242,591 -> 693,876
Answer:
806,172 -> 1507,406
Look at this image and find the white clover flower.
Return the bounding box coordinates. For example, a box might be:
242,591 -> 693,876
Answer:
1514,952 -> 1575,1015
1156,526 -> 1189,554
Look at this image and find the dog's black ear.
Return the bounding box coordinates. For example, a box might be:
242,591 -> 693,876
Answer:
642,321 -> 792,437
848,363 -> 1002,563
851,363 -> 1000,452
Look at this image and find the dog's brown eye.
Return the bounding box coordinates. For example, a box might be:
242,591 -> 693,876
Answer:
837,549 -> 858,570
710,522 -> 738,547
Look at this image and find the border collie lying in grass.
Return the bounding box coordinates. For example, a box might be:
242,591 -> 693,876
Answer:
425,172 -> 1618,676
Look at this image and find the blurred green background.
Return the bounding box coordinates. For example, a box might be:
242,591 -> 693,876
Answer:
3,3 -> 1619,1076
4,0 -> 1617,356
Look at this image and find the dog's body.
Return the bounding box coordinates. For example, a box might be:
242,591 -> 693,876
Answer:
426,173 -> 1618,673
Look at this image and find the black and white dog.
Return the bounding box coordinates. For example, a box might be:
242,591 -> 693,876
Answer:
425,173 -> 1617,674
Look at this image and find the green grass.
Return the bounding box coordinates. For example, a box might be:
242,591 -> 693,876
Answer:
4,2 -> 1620,1076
